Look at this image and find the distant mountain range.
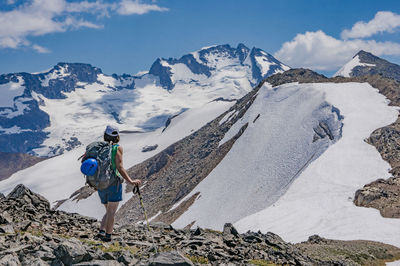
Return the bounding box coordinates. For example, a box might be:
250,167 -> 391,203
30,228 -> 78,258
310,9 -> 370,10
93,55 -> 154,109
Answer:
0,44 -> 289,156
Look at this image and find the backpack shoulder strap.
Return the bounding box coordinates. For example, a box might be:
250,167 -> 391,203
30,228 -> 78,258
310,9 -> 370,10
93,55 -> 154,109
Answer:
111,144 -> 120,174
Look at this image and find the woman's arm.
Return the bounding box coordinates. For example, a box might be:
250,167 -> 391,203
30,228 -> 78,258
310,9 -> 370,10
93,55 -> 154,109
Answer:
115,146 -> 141,186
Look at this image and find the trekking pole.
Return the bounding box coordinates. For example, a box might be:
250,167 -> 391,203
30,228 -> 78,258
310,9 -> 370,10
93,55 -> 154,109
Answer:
133,185 -> 158,253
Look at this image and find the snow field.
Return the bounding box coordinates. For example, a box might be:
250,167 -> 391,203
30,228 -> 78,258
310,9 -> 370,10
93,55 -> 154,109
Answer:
0,100 -> 234,220
0,76 -> 25,107
173,82 -> 342,229
235,82 -> 400,247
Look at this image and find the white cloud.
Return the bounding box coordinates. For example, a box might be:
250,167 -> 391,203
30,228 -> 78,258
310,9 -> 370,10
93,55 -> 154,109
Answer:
275,11 -> 400,71
32,44 -> 51,53
63,16 -> 103,29
117,0 -> 168,15
341,11 -> 400,39
65,1 -> 113,17
0,0 -> 168,52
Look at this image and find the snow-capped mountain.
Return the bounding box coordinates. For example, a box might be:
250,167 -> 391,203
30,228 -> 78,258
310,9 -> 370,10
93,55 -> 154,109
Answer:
334,50 -> 400,81
0,44 -> 289,157
3,48 -> 400,250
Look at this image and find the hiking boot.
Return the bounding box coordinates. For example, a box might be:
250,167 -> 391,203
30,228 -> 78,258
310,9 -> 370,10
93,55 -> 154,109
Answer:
95,230 -> 106,239
101,233 -> 112,242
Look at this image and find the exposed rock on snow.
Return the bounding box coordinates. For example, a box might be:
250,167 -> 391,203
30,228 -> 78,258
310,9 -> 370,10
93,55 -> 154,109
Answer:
142,145 -> 158,153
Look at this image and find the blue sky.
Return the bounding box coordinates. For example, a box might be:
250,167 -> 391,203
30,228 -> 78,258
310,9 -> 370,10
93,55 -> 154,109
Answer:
0,0 -> 399,76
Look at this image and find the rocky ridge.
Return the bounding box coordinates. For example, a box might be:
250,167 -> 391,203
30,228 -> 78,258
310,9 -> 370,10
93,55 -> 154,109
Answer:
1,184 -> 400,265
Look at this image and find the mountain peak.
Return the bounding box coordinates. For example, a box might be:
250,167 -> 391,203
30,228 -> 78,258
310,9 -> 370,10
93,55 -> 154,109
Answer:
335,51 -> 400,80
149,43 -> 288,90
354,50 -> 381,64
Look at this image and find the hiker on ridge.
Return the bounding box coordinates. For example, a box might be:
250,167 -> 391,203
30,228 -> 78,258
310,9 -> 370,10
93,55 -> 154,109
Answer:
97,125 -> 141,242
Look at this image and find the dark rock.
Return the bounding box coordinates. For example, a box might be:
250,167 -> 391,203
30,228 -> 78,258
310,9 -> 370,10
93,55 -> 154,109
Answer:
243,234 -> 262,243
102,252 -> 116,260
192,227 -> 202,236
36,250 -> 56,261
307,235 -> 326,244
148,251 -> 194,266
50,259 -> 64,266
223,223 -> 239,237
7,184 -> 50,209
53,239 -> 91,265
0,254 -> 20,265
142,145 -> 158,153
74,260 -> 122,266
118,254 -> 138,265
20,255 -> 47,266
0,212 -> 12,224
0,224 -> 14,234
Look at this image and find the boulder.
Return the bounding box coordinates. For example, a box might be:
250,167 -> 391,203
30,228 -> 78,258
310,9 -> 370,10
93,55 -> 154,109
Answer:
148,251 -> 193,266
0,254 -> 20,266
0,224 -> 14,234
223,223 -> 239,237
53,239 -> 91,265
74,260 -> 122,266
0,212 -> 12,224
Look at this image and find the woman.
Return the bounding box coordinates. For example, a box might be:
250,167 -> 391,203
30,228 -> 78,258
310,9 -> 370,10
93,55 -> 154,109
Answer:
97,125 -> 141,242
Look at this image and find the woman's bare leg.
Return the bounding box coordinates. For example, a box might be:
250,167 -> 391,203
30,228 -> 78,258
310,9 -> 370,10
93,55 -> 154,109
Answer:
100,204 -> 107,231
105,201 -> 119,234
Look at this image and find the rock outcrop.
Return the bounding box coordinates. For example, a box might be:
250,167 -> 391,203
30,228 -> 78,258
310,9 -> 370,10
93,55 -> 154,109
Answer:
0,151 -> 44,181
2,184 -> 400,265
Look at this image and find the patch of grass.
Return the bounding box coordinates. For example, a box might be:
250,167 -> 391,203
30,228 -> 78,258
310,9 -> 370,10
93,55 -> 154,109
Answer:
57,233 -> 71,239
101,242 -> 124,253
160,245 -> 173,252
204,228 -> 222,235
81,239 -> 102,246
186,255 -> 209,264
249,259 -> 277,266
100,242 -> 139,254
25,229 -> 43,237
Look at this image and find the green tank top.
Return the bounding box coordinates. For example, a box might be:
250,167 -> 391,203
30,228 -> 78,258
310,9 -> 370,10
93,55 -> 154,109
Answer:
111,144 -> 121,177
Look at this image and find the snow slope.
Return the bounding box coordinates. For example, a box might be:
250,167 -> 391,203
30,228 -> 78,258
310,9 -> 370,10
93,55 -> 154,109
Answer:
235,82 -> 400,247
0,100 -> 234,219
334,55 -> 375,77
172,82 -> 342,229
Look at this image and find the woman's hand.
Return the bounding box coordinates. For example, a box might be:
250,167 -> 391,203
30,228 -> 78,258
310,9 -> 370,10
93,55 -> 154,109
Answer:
130,179 -> 142,186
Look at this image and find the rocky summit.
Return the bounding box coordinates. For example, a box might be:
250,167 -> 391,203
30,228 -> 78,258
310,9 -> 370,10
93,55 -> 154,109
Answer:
1,184 -> 400,265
